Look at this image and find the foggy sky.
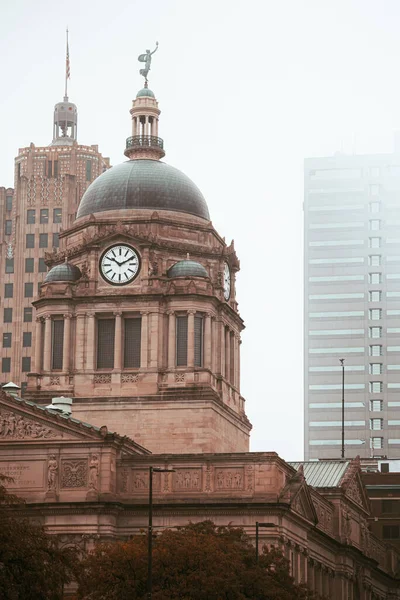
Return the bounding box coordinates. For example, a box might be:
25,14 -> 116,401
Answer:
1,0 -> 400,460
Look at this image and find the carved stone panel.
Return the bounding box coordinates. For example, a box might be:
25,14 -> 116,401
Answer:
131,469 -> 161,493
0,410 -> 62,440
173,469 -> 202,492
0,460 -> 45,489
215,467 -> 244,491
61,459 -> 88,488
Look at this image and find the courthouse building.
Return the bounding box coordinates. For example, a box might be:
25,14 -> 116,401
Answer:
0,69 -> 399,598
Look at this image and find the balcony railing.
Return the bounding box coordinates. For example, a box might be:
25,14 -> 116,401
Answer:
126,135 -> 164,151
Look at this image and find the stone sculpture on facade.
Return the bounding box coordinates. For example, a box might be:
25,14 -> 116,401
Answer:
47,455 -> 58,491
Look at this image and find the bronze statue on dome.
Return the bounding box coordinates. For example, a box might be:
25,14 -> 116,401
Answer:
138,42 -> 158,82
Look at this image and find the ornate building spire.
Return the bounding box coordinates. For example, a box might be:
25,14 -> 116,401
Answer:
124,43 -> 165,160
50,29 -> 77,146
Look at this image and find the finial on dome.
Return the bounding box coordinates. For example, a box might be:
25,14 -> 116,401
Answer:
186,253 -> 190,259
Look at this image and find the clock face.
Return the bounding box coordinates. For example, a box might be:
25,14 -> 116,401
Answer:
100,244 -> 140,285
223,262 -> 231,301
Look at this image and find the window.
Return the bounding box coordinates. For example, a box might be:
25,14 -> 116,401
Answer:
309,347 -> 364,354
38,258 -> 47,273
86,160 -> 92,181
26,210 -> 35,224
24,308 -> 32,322
21,382 -> 27,397
309,275 -> 364,282
381,462 -> 390,473
369,255 -> 381,266
2,358 -> 10,373
5,258 -> 14,274
3,333 -> 11,348
22,357 -> 31,372
369,309 -> 382,320
370,419 -> 383,431
123,318 -> 141,368
369,201 -> 381,213
309,311 -> 364,318
310,240 -> 364,247
369,363 -> 383,375
97,319 -> 115,369
26,234 -> 35,248
39,233 -> 48,248
4,283 -> 13,298
176,316 -> 188,366
371,437 -> 383,449
23,332 -> 32,347
25,258 -> 34,273
309,257 -> 363,265
194,315 -> 203,367
51,320 -> 64,370
40,209 -> 49,224
369,219 -> 381,231
4,308 -> 12,323
370,400 -> 383,411
369,237 -> 381,248
309,293 -> 364,300
5,196 -> 12,211
4,220 -> 12,236
369,273 -> 382,284
53,208 -> 62,223
52,233 -> 59,248
370,382 -> 383,393
370,345 -> 383,356
47,160 -> 52,178
309,329 -> 364,336
53,160 -> 58,178
369,327 -> 382,338
383,526 -> 399,539
369,291 -> 382,302
24,282 -> 33,298
382,500 -> 398,513
370,184 -> 380,196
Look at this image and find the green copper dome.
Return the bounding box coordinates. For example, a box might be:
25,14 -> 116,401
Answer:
168,260 -> 208,279
136,87 -> 155,98
45,263 -> 81,283
76,160 -> 210,220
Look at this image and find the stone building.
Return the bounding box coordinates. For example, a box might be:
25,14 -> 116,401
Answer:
0,74 -> 399,598
0,88 -> 109,392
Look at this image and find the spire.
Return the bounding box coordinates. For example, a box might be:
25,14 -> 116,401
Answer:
124,43 -> 165,160
50,29 -> 77,146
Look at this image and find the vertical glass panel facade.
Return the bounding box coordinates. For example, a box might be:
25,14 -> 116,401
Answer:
194,315 -> 203,367
124,318 -> 141,368
51,320 -> 64,370
97,319 -> 115,369
176,316 -> 188,366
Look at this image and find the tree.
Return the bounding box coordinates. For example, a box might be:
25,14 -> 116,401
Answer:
77,520 -> 322,600
0,473 -> 79,600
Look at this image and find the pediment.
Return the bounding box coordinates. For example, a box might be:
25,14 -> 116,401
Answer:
344,471 -> 370,512
0,392 -> 104,443
290,484 -> 318,525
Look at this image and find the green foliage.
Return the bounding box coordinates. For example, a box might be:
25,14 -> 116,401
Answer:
78,520 -> 322,600
0,472 -> 79,600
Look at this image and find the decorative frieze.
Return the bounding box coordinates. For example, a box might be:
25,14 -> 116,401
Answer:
121,373 -> 139,384
215,468 -> 244,490
61,459 -> 88,488
173,469 -> 202,491
0,411 -> 61,440
94,374 -> 111,384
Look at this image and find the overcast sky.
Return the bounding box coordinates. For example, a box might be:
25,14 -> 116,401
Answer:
1,0 -> 400,460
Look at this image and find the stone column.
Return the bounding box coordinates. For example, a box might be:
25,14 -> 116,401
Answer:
307,559 -> 315,592
167,310 -> 175,368
86,312 -> 96,371
75,313 -> 85,371
140,311 -> 149,368
220,320 -> 225,376
225,327 -> 231,381
145,116 -> 149,136
187,310 -> 195,367
114,311 -> 122,370
34,317 -> 43,372
62,314 -> 72,372
43,315 -> 52,371
204,313 -> 212,369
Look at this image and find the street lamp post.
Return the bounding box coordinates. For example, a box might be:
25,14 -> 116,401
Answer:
340,358 -> 345,459
255,522 -> 275,564
147,466 -> 175,600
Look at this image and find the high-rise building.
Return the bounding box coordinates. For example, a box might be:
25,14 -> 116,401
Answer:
304,151 -> 400,460
0,81 -> 109,392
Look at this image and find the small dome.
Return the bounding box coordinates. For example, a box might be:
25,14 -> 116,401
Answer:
77,160 -> 210,220
136,87 -> 155,98
45,263 -> 81,283
168,260 -> 208,279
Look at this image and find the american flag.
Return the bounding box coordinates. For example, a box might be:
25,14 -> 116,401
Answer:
66,38 -> 70,79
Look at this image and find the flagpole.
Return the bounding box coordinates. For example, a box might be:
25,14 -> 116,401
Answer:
64,27 -> 69,101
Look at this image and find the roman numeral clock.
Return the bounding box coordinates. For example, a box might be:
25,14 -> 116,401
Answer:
99,244 -> 140,285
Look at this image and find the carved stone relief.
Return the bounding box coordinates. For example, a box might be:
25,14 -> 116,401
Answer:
0,411 -> 62,440
215,468 -> 244,490
121,373 -> 139,384
131,469 -> 161,493
173,469 -> 202,491
89,455 -> 99,490
47,455 -> 58,491
61,460 -> 88,488
94,374 -> 111,384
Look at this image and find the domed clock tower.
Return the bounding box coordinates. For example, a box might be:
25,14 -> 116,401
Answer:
26,76 -> 251,454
